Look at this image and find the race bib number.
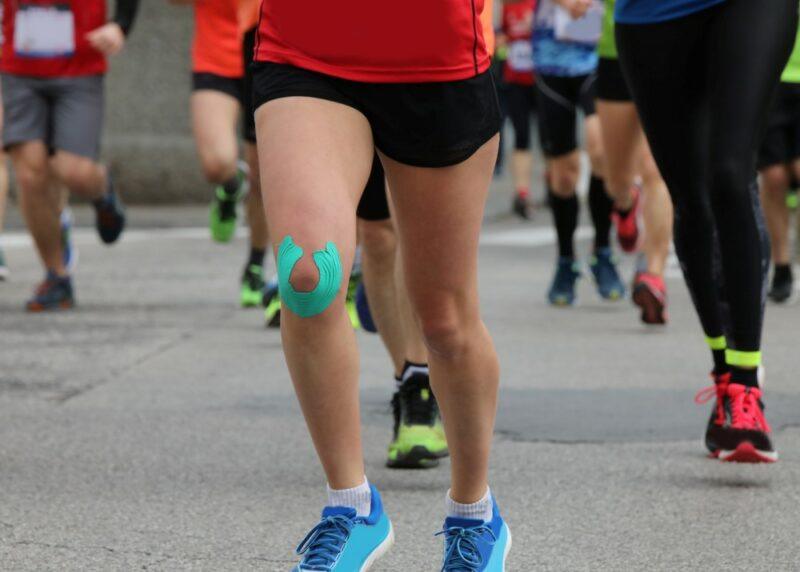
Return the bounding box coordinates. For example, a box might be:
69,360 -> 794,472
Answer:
14,4 -> 75,58
554,2 -> 603,44
507,40 -> 534,73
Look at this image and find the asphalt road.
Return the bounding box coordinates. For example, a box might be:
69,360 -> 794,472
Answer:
2,201 -> 800,571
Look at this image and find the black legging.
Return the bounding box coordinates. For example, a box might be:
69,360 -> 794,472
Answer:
616,0 -> 798,353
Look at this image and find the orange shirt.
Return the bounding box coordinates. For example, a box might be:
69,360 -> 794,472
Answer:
481,0 -> 496,56
192,0 -> 260,77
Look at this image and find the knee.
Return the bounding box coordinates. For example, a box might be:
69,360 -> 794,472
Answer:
416,299 -> 473,360
201,152 -> 236,183
277,236 -> 343,318
359,220 -> 396,262
55,160 -> 98,193
549,163 -> 579,196
760,166 -> 789,194
14,161 -> 48,194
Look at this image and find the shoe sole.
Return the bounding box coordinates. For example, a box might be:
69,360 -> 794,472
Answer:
719,441 -> 778,463
633,284 -> 667,325
386,446 -> 441,469
26,300 -> 74,313
361,522 -> 395,572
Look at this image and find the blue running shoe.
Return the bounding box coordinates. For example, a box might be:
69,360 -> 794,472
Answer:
590,247 -> 625,301
548,257 -> 581,306
60,208 -> 78,272
356,281 -> 377,334
293,485 -> 394,571
438,498 -> 511,571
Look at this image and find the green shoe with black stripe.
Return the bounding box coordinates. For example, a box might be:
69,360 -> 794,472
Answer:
387,373 -> 448,469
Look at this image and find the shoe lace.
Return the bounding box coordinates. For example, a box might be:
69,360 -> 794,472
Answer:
295,514 -> 356,570
728,384 -> 770,432
401,376 -> 437,426
436,524 -> 496,572
694,372 -> 730,426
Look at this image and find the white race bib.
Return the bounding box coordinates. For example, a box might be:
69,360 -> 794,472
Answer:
554,2 -> 603,44
14,4 -> 75,58
507,40 -> 534,73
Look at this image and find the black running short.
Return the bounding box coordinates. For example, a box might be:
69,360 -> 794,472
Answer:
357,154 -> 391,221
758,81 -> 800,169
596,57 -> 631,102
506,83 -> 537,150
252,62 -> 501,168
535,72 -> 597,157
192,28 -> 257,143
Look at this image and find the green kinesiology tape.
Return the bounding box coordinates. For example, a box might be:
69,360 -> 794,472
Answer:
277,236 -> 342,318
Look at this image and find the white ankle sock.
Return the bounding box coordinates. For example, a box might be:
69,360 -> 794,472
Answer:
327,476 -> 372,517
446,487 -> 493,523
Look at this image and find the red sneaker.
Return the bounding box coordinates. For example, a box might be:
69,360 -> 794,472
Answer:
632,272 -> 668,325
695,372 -> 730,457
697,377 -> 777,463
612,185 -> 640,253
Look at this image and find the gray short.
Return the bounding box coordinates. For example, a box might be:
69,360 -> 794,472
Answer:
1,73 -> 105,160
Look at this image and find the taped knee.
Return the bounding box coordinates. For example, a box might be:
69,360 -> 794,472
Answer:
277,236 -> 343,318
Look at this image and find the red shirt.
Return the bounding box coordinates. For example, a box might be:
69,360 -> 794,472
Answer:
1,0 -> 107,77
254,0 -> 491,83
502,0 -> 536,85
193,0 -> 260,78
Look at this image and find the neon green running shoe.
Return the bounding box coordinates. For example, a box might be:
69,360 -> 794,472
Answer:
241,264 -> 265,308
263,278 -> 281,328
787,189 -> 798,210
346,271 -> 362,330
209,162 -> 249,243
387,373 -> 449,469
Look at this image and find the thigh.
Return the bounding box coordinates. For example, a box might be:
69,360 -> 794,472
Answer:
51,76 -> 105,160
1,75 -> 49,151
536,74 -> 579,158
707,0 -> 799,176
256,96 -> 374,278
190,86 -> 241,166
383,135 -> 499,316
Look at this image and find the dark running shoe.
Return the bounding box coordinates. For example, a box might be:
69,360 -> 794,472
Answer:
240,264 -> 265,308
768,266 -> 794,304
387,373 -> 448,469
590,248 -> 625,301
512,193 -> 533,220
93,179 -> 126,245
548,257 -> 581,306
26,271 -> 74,312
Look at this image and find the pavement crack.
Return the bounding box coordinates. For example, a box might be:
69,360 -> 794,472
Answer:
53,332 -> 194,404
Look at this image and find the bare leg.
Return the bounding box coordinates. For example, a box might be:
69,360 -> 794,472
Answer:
256,97 -> 374,489
511,149 -> 533,195
383,135 -> 500,503
244,142 -> 270,252
191,91 -> 240,184
596,100 -> 641,208
394,246 -> 429,365
640,142 -> 674,276
50,151 -> 107,201
760,164 -> 791,266
12,143 -> 65,275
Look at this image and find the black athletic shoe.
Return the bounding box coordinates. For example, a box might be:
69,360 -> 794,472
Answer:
768,266 -> 793,303
26,271 -> 74,312
512,193 -> 533,220
94,180 -> 126,245
387,373 -> 448,469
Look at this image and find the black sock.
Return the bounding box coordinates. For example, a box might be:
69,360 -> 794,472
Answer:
730,366 -> 759,388
248,248 -> 266,268
548,189 -> 579,258
712,350 -> 729,375
222,174 -> 242,196
588,176 -> 613,252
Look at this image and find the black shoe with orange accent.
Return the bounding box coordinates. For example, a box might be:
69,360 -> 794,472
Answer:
696,374 -> 777,463
612,185 -> 640,253
26,271 -> 74,312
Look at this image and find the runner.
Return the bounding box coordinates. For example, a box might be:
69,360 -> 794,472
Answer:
596,0 -> 674,324
1,0 -> 139,311
253,0 -> 510,568
500,0 -> 538,219
356,157 -> 448,470
172,0 -> 269,308
758,25 -> 800,304
534,0 -> 625,306
616,0 -> 797,462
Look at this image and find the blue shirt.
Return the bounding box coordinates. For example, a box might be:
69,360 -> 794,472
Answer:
615,0 -> 726,24
532,0 -> 598,77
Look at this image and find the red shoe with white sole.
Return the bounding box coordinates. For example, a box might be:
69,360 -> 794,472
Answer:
632,272 -> 668,325
697,378 -> 777,463
695,372 -> 730,458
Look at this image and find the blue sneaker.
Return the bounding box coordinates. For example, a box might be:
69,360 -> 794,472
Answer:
293,485 -> 394,571
356,281 -> 377,334
590,247 -> 625,301
60,208 -> 78,272
548,257 -> 581,306
438,498 -> 511,571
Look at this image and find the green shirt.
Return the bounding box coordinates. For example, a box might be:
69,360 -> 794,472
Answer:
598,0 -> 617,60
782,25 -> 800,83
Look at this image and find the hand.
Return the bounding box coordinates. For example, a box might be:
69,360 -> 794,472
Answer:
86,23 -> 126,57
561,0 -> 593,19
